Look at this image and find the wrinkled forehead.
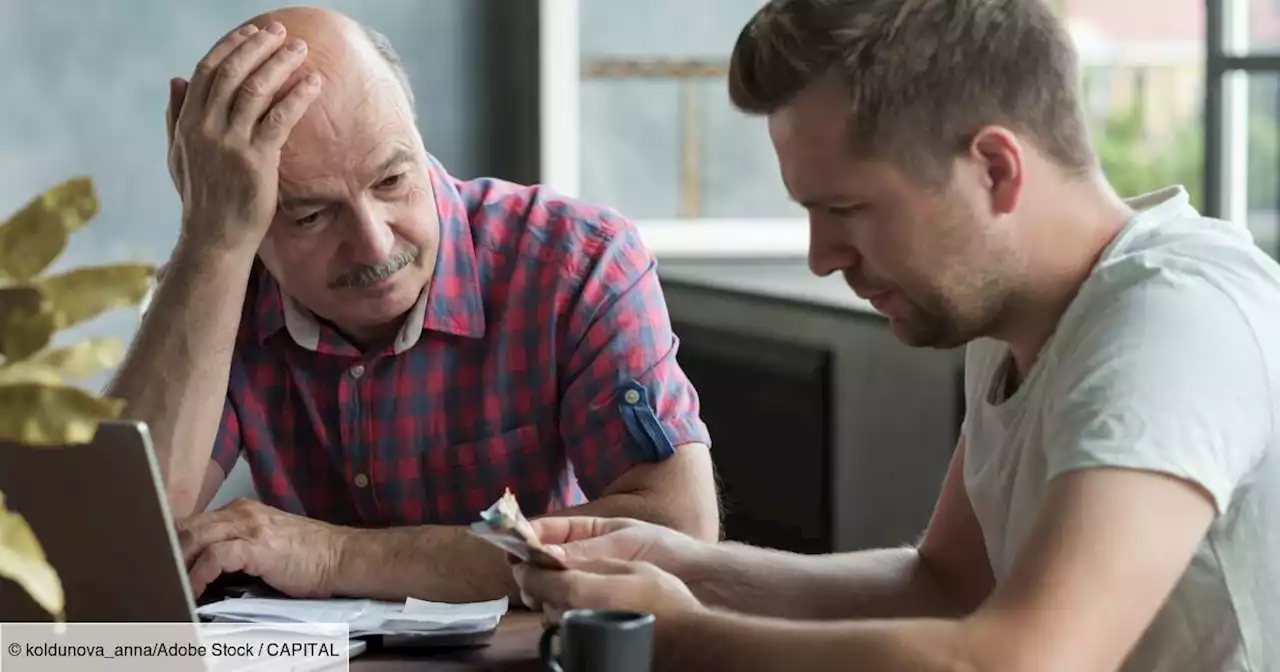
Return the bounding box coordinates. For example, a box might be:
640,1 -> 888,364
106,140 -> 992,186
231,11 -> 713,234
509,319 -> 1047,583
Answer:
278,66 -> 418,184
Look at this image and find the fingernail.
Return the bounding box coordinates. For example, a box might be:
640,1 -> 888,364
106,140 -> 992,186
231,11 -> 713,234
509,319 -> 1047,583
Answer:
544,545 -> 565,558
288,38 -> 306,52
240,24 -> 259,36
268,21 -> 285,35
306,73 -> 321,86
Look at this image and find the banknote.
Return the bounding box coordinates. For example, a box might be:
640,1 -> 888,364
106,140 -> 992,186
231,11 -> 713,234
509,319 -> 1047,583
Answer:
468,488 -> 568,570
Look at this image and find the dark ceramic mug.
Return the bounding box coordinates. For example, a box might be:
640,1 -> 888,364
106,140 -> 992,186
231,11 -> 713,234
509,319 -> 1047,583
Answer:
539,609 -> 655,672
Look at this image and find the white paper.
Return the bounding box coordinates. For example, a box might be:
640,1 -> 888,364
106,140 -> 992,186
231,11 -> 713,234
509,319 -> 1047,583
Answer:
197,598 -> 377,623
196,595 -> 507,637
398,596 -> 509,623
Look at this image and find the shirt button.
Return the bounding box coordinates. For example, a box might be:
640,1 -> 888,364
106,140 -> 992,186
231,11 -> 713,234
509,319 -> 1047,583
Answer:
354,473 -> 369,488
623,389 -> 641,405
349,365 -> 366,379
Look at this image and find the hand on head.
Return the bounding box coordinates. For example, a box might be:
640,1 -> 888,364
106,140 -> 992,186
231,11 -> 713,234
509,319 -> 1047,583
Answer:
511,516 -> 711,621
165,20 -> 322,255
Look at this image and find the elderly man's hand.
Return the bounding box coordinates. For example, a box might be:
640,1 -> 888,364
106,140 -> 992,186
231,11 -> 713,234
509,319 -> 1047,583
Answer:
166,20 -> 321,254
177,498 -> 346,599
513,557 -> 706,623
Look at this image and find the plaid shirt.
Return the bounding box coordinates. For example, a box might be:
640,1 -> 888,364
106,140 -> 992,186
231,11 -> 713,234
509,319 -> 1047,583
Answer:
213,156 -> 710,527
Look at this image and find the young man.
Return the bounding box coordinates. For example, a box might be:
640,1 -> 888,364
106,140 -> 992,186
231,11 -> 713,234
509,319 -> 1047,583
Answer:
106,7 -> 718,604
512,0 -> 1279,670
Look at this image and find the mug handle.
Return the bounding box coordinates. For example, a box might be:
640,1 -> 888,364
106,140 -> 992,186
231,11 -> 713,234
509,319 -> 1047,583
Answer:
539,622 -> 564,672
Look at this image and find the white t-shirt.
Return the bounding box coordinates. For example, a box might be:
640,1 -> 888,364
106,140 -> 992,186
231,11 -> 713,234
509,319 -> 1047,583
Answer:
961,186 -> 1279,672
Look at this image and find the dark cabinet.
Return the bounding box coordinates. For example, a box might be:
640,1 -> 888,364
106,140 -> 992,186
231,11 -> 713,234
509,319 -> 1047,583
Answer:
660,261 -> 964,553
674,322 -> 835,553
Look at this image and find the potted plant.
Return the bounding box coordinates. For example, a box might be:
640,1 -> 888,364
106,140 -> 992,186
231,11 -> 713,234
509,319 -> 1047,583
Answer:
0,176 -> 155,620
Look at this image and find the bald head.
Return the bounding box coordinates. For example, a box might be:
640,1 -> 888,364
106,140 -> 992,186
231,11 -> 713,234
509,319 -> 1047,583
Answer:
239,6 -> 415,117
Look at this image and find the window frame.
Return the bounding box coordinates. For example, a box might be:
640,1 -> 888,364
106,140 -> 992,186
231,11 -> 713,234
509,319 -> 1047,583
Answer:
542,0 -> 1275,257
1204,0 -> 1280,256
537,0 -> 810,258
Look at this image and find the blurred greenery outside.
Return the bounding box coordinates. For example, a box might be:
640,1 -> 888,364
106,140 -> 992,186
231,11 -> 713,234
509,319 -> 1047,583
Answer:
1088,70 -> 1279,212
1054,0 -> 1277,216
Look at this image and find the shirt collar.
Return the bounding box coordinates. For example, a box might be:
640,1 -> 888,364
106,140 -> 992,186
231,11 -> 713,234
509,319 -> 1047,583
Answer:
253,153 -> 486,354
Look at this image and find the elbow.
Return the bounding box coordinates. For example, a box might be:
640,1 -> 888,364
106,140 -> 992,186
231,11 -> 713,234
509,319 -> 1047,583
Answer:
677,504 -> 721,543
627,489 -> 719,543
664,491 -> 721,543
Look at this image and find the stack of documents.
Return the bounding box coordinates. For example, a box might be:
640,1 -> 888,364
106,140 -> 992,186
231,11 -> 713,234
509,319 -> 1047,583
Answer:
196,595 -> 508,637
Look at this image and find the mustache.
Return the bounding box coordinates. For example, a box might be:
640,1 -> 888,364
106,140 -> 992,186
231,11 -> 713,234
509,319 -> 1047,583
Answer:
330,248 -> 419,289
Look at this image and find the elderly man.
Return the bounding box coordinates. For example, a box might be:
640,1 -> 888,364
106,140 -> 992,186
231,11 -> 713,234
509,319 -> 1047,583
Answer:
513,0 -> 1279,670
105,6 -> 718,603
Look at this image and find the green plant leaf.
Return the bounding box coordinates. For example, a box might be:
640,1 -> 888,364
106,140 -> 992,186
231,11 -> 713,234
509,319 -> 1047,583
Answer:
0,363 -> 63,386
0,382 -> 124,446
0,489 -> 64,620
0,177 -> 96,283
20,337 -> 126,380
0,337 -> 126,386
0,285 -> 55,362
33,264 -> 155,331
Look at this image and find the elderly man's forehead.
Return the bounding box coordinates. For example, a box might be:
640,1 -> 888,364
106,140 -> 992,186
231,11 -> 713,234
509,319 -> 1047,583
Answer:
277,83 -> 417,184
286,69 -> 408,137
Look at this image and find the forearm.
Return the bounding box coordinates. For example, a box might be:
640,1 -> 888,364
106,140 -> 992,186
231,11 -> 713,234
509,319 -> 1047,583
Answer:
328,490 -> 709,602
552,488 -> 718,541
659,608 -> 977,672
105,242 -> 254,517
329,524 -> 515,602
689,544 -> 969,620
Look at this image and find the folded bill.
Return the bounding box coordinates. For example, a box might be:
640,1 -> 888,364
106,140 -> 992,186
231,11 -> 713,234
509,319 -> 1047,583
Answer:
468,488 -> 568,569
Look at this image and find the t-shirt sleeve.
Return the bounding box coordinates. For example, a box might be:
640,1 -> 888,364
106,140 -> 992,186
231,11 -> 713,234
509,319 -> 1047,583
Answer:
1044,277 -> 1272,516
557,218 -> 711,499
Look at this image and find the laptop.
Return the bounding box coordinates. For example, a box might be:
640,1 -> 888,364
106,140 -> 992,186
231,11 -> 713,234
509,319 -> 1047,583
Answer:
0,420 -> 367,669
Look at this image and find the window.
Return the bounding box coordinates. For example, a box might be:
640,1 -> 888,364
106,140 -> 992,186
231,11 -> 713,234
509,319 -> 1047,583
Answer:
1061,0 -> 1206,211
539,0 -> 808,257
1205,0 -> 1280,257
540,0 -> 1219,257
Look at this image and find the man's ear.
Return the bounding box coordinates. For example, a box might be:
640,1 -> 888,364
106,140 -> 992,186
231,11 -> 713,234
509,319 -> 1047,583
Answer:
968,125 -> 1024,216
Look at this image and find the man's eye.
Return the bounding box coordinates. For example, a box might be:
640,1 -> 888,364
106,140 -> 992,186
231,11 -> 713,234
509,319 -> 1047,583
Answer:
827,204 -> 862,217
296,211 -> 322,226
378,173 -> 405,189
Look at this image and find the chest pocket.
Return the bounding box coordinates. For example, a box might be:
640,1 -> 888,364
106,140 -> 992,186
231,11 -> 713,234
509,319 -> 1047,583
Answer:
414,422 -> 559,524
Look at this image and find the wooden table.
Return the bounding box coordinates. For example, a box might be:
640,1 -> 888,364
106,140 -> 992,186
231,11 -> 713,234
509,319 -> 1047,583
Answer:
351,610 -> 545,670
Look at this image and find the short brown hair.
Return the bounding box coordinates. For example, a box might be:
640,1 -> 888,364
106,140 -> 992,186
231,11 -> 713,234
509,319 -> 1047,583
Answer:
728,0 -> 1095,181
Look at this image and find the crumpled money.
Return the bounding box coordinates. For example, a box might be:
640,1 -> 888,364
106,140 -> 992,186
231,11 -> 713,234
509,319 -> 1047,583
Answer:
468,489 -> 567,569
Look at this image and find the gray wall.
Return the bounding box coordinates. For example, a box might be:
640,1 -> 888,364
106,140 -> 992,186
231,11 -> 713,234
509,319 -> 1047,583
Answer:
0,0 -> 539,384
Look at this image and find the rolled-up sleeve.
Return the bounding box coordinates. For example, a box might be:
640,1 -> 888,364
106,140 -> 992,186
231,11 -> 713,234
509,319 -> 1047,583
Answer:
557,221 -> 711,499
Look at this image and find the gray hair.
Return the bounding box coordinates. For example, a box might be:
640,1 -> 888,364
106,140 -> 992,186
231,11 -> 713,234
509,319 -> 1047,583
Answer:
361,25 -> 416,117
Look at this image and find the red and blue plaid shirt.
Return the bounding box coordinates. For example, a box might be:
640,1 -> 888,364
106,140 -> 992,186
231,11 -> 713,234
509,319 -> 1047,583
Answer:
213,156 -> 710,527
